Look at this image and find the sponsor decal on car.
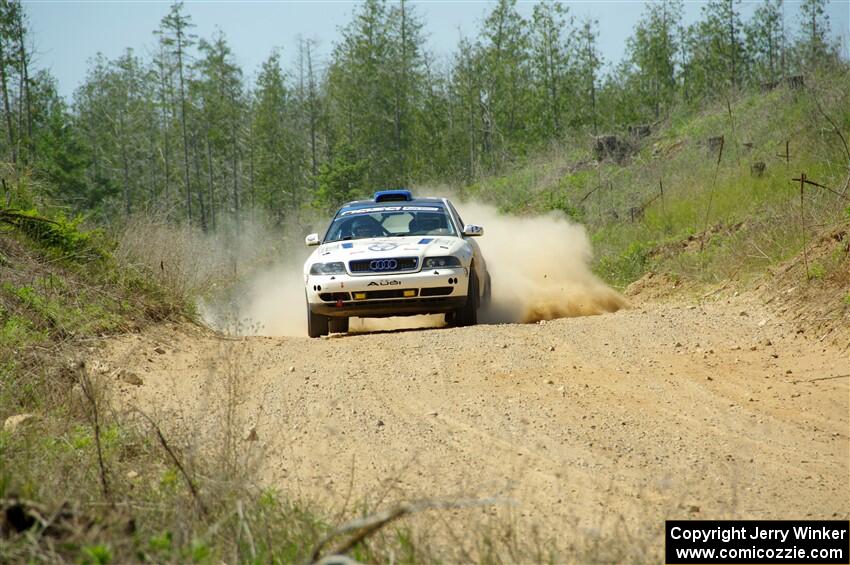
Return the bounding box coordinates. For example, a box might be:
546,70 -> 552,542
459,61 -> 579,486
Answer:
368,242 -> 399,252
367,280 -> 401,286
338,206 -> 441,216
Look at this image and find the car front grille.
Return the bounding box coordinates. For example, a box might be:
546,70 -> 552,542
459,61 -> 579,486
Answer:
349,257 -> 419,274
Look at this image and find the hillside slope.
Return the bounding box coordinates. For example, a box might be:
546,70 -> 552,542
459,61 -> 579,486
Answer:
458,71 -> 850,294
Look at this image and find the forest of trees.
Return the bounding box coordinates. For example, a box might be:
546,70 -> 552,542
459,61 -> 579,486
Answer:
0,0 -> 846,227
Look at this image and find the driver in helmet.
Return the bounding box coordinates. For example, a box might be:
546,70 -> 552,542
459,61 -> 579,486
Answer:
351,217 -> 381,239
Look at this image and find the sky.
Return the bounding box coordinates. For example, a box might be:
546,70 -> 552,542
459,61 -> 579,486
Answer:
25,0 -> 850,99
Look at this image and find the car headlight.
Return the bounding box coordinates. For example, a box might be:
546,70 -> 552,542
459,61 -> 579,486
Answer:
309,262 -> 346,275
423,256 -> 461,269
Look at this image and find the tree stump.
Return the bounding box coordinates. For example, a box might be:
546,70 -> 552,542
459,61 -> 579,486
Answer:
706,136 -> 724,155
760,79 -> 780,93
594,135 -> 631,164
750,161 -> 766,177
785,75 -> 804,90
629,206 -> 645,222
628,124 -> 651,139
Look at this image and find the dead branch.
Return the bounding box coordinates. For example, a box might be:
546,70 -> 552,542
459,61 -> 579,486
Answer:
77,362 -> 111,503
133,408 -> 208,516
0,207 -> 59,228
579,182 -> 603,204
810,89 -> 850,164
309,497 -> 506,564
791,176 -> 850,200
792,374 -> 849,384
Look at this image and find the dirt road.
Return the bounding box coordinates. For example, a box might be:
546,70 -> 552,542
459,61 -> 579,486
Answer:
98,295 -> 849,559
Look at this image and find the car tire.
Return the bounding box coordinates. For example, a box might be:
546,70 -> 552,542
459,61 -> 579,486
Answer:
454,269 -> 479,327
307,298 -> 329,338
482,274 -> 492,308
329,317 -> 349,334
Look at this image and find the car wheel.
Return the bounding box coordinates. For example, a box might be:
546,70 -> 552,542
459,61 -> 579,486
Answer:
329,317 -> 349,334
307,298 -> 329,338
454,269 -> 479,327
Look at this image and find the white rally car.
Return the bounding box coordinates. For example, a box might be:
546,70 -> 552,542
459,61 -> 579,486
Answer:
303,190 -> 491,337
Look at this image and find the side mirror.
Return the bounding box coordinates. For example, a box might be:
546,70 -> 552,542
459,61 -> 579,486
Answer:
462,224 -> 484,237
305,233 -> 320,246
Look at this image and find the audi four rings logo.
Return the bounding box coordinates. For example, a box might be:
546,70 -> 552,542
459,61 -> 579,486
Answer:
370,259 -> 398,271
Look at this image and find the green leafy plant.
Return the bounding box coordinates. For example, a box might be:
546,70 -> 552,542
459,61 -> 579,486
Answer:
808,262 -> 826,279
0,208 -> 104,259
81,544 -> 112,564
595,241 -> 652,288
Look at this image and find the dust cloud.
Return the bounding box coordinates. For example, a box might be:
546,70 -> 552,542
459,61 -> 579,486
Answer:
455,200 -> 628,323
201,260 -> 310,337
201,199 -> 626,336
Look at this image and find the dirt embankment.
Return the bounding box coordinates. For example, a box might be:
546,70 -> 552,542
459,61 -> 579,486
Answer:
95,291 -> 849,559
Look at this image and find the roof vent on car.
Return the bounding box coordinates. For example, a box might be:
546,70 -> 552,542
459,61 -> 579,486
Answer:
373,189 -> 413,202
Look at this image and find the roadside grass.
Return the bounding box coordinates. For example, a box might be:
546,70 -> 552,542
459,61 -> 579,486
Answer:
0,196 -> 340,562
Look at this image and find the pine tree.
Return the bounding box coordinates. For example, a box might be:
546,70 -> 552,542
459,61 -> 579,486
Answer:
797,0 -> 832,69
72,51 -> 159,218
685,0 -> 745,96
575,18 -> 602,135
387,0 -> 426,183
298,38 -> 321,191
0,2 -> 19,165
627,0 -> 682,119
30,70 -> 89,207
449,35 -> 484,180
152,42 -> 177,212
193,31 -> 245,228
478,0 -> 532,159
253,50 -> 308,220
529,1 -> 574,138
326,0 -> 390,184
745,0 -> 785,86
156,1 -> 196,222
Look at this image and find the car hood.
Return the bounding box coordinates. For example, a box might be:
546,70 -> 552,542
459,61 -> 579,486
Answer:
305,236 -> 470,271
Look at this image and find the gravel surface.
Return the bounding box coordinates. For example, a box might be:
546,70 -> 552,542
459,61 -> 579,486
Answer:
97,295 -> 849,557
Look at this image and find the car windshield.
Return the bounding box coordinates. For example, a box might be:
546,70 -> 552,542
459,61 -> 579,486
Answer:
324,205 -> 456,243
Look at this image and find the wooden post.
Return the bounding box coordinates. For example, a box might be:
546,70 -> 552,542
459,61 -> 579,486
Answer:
699,136 -> 725,253
800,172 -> 809,280
777,141 -> 790,165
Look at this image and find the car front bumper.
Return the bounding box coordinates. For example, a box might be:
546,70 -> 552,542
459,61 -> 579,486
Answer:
306,267 -> 468,318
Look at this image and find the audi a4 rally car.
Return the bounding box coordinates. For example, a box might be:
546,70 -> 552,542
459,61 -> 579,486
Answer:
303,190 -> 491,337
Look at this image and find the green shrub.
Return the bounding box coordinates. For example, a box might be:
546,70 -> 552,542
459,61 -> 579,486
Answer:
81,544 -> 112,565
808,262 -> 826,279
0,208 -> 105,259
595,241 -> 652,288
